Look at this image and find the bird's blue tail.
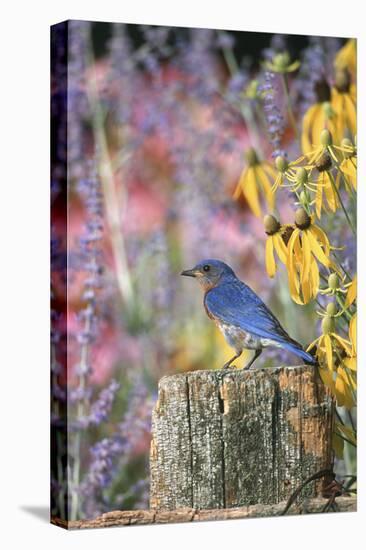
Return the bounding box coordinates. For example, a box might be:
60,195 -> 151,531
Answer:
281,341 -> 317,365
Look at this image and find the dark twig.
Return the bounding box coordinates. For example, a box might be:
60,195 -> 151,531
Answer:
282,469 -> 356,516
281,469 -> 334,516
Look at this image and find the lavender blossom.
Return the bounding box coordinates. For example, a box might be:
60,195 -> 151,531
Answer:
88,380 -> 120,425
178,28 -> 219,103
259,71 -> 286,158
80,436 -> 127,518
80,378 -> 154,517
68,21 -> 91,180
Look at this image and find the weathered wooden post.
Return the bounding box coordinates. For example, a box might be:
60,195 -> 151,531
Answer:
150,366 -> 334,511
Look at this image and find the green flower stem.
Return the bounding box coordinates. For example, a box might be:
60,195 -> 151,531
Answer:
347,409 -> 356,432
218,33 -> 263,156
86,46 -> 135,317
335,293 -> 353,321
281,73 -> 299,140
328,171 -> 356,236
335,431 -> 356,448
70,310 -> 91,521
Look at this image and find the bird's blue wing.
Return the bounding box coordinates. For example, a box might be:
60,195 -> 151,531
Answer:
205,281 -> 315,363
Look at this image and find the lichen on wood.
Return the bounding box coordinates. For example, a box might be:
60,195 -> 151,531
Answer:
150,366 -> 334,511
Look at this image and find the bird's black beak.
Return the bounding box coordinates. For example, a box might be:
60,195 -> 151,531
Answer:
181,268 -> 197,278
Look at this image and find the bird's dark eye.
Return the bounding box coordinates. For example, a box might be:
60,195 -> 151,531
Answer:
203,264 -> 210,272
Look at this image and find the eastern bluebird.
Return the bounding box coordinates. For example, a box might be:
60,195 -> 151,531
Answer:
181,259 -> 316,369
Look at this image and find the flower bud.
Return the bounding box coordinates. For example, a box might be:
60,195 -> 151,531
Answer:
326,302 -> 337,316
320,129 -> 332,147
264,214 -> 280,235
322,315 -> 335,334
245,147 -> 259,166
296,167 -> 308,186
328,273 -> 339,290
275,155 -> 288,173
295,207 -> 311,230
273,51 -> 290,71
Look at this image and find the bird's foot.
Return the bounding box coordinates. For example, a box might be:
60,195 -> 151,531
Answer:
222,362 -> 236,370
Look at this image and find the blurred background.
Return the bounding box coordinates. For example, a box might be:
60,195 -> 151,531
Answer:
51,21 -> 349,520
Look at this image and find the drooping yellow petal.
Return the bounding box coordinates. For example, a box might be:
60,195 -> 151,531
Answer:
256,165 -> 275,211
272,172 -> 283,193
312,107 -> 326,149
307,228 -> 331,267
323,172 -> 338,212
345,276 -> 357,307
335,367 -> 355,408
331,333 -> 352,356
324,333 -> 333,371
239,166 -> 262,218
301,267 -> 312,303
242,167 -> 261,218
287,228 -> 303,304
344,93 -> 357,135
273,232 -> 288,264
318,364 -> 335,391
307,335 -> 320,352
341,158 -> 357,189
335,39 -> 356,76
315,173 -> 323,219
300,230 -> 312,286
233,167 -> 247,199
310,257 -> 320,297
265,237 -> 276,278
349,313 -> 356,355
344,357 -> 357,372
302,104 -> 319,153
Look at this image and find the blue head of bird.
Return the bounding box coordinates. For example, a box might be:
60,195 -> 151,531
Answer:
181,259 -> 236,291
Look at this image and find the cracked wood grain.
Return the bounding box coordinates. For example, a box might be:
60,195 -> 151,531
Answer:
150,366 -> 334,511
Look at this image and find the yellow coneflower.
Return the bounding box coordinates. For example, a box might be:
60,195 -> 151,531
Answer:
336,138 -> 357,190
263,214 -> 289,278
334,39 -> 356,78
286,208 -> 338,304
233,148 -> 276,218
307,304 -> 355,408
331,69 -> 356,139
304,129 -> 341,166
286,166 -> 318,195
301,80 -> 339,154
272,155 -> 304,193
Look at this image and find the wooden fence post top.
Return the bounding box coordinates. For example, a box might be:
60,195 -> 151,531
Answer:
150,364 -> 334,511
